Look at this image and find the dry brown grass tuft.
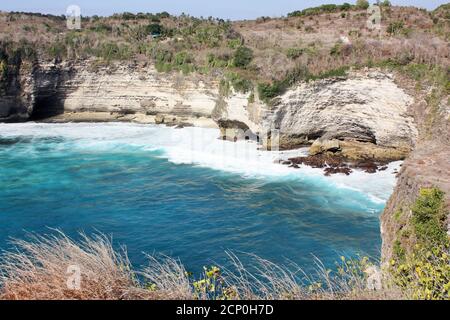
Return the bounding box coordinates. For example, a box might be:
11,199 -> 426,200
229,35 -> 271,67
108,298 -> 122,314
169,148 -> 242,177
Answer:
221,253 -> 402,300
140,255 -> 193,300
0,231 -> 150,300
0,232 -> 405,300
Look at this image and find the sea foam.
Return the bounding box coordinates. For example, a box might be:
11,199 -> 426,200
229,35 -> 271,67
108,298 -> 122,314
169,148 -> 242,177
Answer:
0,122 -> 401,203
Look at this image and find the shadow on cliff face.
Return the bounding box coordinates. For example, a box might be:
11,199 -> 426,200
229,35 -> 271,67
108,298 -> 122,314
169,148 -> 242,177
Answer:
30,95 -> 65,120
29,66 -> 76,121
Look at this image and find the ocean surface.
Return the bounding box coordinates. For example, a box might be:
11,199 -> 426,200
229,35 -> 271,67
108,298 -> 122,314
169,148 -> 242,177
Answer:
0,122 -> 401,275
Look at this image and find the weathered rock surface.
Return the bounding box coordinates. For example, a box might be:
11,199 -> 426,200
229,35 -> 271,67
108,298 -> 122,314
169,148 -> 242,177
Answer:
286,154 -> 389,176
263,71 -> 418,160
1,62 -> 418,163
0,60 -> 222,127
380,74 -> 450,264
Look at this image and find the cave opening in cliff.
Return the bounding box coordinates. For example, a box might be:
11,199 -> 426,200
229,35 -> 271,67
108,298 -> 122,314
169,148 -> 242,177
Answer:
30,96 -> 65,120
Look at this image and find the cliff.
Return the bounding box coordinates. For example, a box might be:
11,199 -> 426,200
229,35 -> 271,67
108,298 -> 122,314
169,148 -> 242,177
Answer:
381,72 -> 450,264
0,60 -> 222,127
1,60 -> 419,162
215,70 -> 418,161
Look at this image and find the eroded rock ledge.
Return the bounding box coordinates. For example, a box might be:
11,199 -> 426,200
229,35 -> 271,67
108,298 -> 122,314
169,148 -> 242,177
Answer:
213,71 -> 418,163
1,61 -> 417,165
265,71 -> 417,161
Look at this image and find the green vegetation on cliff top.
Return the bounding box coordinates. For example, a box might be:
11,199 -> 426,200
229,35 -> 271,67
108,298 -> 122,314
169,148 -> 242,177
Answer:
0,2 -> 448,102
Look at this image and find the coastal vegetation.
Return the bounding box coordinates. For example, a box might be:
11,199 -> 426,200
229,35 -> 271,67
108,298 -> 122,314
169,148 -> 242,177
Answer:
390,188 -> 450,300
0,2 -> 448,103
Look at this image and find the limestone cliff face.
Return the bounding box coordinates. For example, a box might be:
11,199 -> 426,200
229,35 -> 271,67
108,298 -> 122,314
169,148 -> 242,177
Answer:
1,62 -> 418,162
61,62 -> 219,118
0,60 -> 36,122
265,71 -> 417,159
0,60 -> 223,124
212,89 -> 265,140
214,70 -> 418,160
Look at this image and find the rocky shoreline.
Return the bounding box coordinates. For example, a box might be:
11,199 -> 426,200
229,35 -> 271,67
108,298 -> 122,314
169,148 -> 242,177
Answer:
38,111 -> 218,129
281,154 -> 392,176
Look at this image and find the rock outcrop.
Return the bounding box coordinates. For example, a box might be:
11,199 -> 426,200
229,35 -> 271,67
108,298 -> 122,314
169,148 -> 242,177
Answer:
0,60 -> 222,127
0,60 -> 36,122
262,71 -> 418,160
380,74 -> 450,264
212,70 -> 418,161
1,62 -> 418,163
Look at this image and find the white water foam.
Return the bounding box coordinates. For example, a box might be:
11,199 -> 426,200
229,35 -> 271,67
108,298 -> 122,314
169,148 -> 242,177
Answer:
0,122 -> 401,203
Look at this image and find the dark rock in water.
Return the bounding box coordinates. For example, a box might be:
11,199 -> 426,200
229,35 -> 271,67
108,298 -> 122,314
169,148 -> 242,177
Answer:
324,166 -> 352,176
285,154 -> 390,176
354,160 -> 378,173
175,122 -> 194,129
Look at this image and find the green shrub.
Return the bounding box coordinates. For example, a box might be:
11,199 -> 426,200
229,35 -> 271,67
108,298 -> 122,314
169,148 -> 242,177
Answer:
47,41 -> 67,59
257,82 -> 283,103
194,25 -> 224,48
309,66 -> 349,80
232,46 -> 253,68
0,59 -> 7,81
387,21 -> 405,35
154,48 -> 173,64
257,65 -> 348,103
391,244 -> 450,300
287,4 -> 352,17
330,41 -> 343,56
248,92 -> 255,104
340,3 -> 353,10
89,23 -> 112,33
257,67 -> 308,102
219,78 -> 231,97
355,0 -> 370,10
226,72 -> 253,93
95,42 -> 132,61
227,38 -> 242,49
411,188 -> 448,247
207,53 -> 230,68
390,188 -> 450,300
286,47 -> 304,60
174,51 -> 192,66
146,23 -> 163,36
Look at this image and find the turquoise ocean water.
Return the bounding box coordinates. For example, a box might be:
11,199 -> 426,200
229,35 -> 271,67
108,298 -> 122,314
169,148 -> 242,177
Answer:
0,123 -> 400,275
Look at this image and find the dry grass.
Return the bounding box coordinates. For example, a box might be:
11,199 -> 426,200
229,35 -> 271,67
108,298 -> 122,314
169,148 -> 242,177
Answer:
141,255 -> 193,300
0,6 -> 448,83
0,231 -> 150,300
0,231 -> 406,300
221,253 -> 402,300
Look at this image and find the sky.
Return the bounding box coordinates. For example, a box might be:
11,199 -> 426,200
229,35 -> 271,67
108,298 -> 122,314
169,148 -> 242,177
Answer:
0,0 -> 447,20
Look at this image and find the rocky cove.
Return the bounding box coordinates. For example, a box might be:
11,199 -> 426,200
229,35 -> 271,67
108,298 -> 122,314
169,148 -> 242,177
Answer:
0,59 -> 418,160
0,57 -> 449,273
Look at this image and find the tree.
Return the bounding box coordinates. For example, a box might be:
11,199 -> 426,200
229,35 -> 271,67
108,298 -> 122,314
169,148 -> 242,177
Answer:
233,46 -> 253,68
340,3 -> 353,10
146,23 -> 162,36
356,0 -> 370,9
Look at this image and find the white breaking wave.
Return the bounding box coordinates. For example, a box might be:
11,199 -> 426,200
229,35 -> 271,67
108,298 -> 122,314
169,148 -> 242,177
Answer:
0,122 -> 401,203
